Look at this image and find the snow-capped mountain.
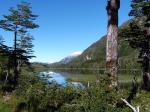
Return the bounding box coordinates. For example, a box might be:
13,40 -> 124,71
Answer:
59,51 -> 82,64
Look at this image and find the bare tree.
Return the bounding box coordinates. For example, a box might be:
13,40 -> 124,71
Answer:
106,0 -> 120,88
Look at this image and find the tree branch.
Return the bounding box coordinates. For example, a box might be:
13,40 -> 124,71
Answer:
121,98 -> 140,112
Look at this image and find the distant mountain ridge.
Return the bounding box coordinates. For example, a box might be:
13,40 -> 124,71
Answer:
50,17 -> 145,69
59,52 -> 82,64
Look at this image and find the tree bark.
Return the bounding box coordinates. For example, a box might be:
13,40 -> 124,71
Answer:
106,0 -> 120,88
13,29 -> 18,87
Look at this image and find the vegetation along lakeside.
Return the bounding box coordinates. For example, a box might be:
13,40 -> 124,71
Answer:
0,0 -> 150,112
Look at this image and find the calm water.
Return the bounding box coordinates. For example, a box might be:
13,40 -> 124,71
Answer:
39,71 -> 85,88
39,70 -> 141,89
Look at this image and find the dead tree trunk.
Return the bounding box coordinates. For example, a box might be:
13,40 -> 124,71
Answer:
106,0 -> 120,88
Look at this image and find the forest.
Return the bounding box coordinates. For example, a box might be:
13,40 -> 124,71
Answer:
0,0 -> 150,112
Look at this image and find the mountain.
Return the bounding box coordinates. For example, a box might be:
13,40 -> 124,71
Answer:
50,17 -> 145,69
50,52 -> 82,67
59,51 -> 82,64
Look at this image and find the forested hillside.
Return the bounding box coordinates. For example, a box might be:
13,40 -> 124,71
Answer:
51,17 -> 146,69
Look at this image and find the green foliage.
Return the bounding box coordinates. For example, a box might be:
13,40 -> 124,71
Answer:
3,70 -> 130,112
127,0 -> 150,50
0,2 -> 39,32
119,0 -> 150,91
119,21 -> 145,49
129,0 -> 150,17
0,65 -> 149,112
22,83 -> 79,112
0,1 -> 39,61
0,2 -> 39,89
60,76 -> 130,112
18,33 -> 34,57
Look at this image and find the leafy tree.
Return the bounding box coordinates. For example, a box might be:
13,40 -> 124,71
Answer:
0,2 -> 39,87
106,0 -> 120,89
120,0 -> 150,90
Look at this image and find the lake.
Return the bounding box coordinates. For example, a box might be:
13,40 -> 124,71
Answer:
39,71 -> 98,87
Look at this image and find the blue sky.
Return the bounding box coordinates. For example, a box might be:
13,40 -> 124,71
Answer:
0,0 -> 131,63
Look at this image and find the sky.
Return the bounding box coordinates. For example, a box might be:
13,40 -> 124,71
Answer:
0,0 -> 131,63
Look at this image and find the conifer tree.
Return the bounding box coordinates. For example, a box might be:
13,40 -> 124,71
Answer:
17,33 -> 35,73
0,2 -> 39,87
120,0 -> 150,90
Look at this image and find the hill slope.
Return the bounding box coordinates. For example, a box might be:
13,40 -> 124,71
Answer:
51,17 -> 145,69
59,52 -> 82,64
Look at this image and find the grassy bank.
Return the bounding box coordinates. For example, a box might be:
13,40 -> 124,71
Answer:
66,74 -> 98,83
65,73 -> 141,83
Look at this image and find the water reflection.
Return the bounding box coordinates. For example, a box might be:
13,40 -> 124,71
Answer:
39,71 -> 84,88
